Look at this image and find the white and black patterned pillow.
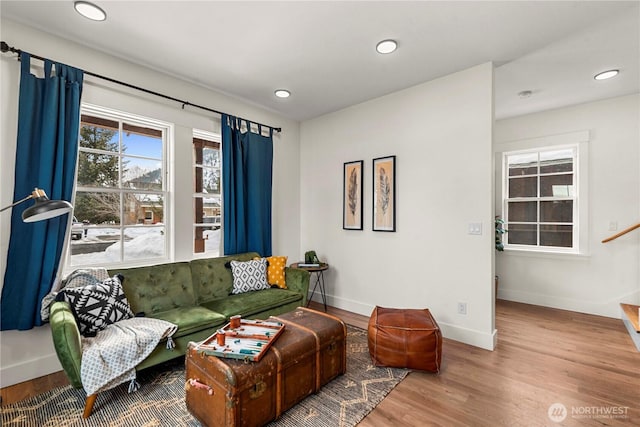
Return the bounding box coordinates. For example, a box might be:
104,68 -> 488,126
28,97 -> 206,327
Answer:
58,275 -> 134,337
230,259 -> 270,295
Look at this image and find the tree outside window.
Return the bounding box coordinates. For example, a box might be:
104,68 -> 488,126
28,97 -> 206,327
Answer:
68,107 -> 169,268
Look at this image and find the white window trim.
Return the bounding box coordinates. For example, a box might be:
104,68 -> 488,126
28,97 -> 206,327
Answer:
497,130 -> 589,256
64,103 -> 174,272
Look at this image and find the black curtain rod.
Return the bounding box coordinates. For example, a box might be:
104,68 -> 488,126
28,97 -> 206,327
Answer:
0,41 -> 282,133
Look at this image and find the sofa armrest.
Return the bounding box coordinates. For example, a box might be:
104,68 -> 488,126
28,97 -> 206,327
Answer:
49,301 -> 83,389
284,267 -> 310,306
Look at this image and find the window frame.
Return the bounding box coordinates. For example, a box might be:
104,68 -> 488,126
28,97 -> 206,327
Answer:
65,103 -> 173,270
499,131 -> 589,256
192,129 -> 222,258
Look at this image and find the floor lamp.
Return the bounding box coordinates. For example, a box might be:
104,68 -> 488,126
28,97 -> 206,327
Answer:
0,188 -> 73,221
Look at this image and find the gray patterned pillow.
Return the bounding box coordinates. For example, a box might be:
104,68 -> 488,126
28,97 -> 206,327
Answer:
58,274 -> 134,337
230,259 -> 270,295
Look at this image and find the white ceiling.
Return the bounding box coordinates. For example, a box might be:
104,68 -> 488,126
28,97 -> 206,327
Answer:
1,1 -> 638,122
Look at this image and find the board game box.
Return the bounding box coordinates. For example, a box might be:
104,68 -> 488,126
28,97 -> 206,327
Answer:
193,316 -> 285,362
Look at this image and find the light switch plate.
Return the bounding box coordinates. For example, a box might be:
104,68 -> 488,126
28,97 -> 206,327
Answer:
468,222 -> 482,235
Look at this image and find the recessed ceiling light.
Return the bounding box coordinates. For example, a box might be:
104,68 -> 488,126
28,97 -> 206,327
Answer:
594,69 -> 619,80
376,39 -> 397,54
74,1 -> 107,21
274,89 -> 290,99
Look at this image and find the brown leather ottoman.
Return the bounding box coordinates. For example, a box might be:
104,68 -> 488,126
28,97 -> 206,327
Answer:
368,306 -> 442,372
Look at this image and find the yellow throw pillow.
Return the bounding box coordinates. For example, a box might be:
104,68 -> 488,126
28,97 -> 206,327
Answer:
256,255 -> 287,289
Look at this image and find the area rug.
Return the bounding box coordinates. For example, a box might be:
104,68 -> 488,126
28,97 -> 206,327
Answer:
1,326 -> 408,427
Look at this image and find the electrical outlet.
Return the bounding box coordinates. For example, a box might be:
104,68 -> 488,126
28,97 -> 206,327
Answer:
457,302 -> 467,315
608,221 -> 618,231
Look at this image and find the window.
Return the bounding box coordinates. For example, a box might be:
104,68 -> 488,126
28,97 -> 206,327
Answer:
193,130 -> 221,256
68,105 -> 170,268
503,146 -> 578,251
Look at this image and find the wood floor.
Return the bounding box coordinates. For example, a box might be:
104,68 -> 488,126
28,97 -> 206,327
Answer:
353,300 -> 640,427
2,300 -> 639,426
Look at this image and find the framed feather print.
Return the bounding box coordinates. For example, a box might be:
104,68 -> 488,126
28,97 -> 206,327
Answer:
343,160 -> 363,230
373,155 -> 396,232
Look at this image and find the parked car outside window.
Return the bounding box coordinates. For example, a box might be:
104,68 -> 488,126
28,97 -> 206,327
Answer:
71,216 -> 84,240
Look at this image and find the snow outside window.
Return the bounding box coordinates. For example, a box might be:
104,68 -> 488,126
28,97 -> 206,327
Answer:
67,104 -> 170,268
193,130 -> 221,256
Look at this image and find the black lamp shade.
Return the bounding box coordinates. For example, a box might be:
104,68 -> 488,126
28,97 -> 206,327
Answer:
22,197 -> 73,222
1,188 -> 73,222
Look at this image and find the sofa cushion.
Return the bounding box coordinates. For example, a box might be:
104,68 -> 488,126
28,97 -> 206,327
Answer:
191,253 -> 260,303
200,288 -> 302,319
111,262 -> 196,315
151,306 -> 226,338
57,275 -> 134,337
230,259 -> 270,294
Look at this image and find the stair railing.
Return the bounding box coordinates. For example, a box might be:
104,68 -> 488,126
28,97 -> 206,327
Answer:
602,222 -> 640,243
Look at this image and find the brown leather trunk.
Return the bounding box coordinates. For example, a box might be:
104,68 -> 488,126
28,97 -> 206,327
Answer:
186,345 -> 278,427
185,307 -> 346,426
272,307 -> 347,388
368,306 -> 442,372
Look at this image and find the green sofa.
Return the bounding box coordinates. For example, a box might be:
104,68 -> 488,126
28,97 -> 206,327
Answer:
49,252 -> 310,417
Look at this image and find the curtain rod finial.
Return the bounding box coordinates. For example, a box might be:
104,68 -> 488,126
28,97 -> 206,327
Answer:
0,41 -> 18,55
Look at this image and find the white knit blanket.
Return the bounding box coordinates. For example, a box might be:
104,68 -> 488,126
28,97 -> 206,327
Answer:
80,317 -> 178,395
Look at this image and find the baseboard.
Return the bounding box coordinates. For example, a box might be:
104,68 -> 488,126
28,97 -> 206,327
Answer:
497,288 -> 640,318
438,322 -> 497,351
0,352 -> 62,388
310,293 -> 498,351
0,325 -> 63,388
308,292 -> 376,317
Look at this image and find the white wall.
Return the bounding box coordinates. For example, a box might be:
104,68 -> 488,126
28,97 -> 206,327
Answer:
0,19 -> 301,387
494,94 -> 640,317
300,63 -> 496,350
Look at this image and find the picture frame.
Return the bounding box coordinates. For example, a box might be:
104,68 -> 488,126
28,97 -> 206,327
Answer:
372,155 -> 396,232
343,160 -> 363,230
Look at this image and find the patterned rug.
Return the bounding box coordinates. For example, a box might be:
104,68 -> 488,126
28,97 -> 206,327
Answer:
1,326 -> 408,427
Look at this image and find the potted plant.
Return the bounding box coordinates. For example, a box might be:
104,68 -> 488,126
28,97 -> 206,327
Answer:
495,217 -> 507,299
495,217 -> 507,251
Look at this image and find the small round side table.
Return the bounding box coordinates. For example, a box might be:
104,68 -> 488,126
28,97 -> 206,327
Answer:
290,262 -> 329,312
